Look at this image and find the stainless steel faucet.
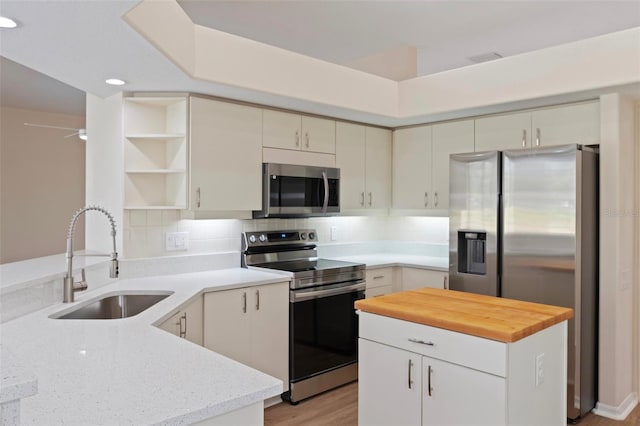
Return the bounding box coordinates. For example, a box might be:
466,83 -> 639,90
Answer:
63,206 -> 119,303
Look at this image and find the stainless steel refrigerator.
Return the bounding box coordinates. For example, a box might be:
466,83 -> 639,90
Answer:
449,144 -> 598,420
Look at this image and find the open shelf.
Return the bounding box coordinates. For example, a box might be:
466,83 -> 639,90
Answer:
123,96 -> 188,209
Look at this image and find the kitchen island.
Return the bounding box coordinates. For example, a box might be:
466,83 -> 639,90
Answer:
355,288 -> 573,426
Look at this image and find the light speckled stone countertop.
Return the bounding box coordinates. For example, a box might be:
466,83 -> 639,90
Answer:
0,344 -> 38,404
0,268 -> 288,425
325,253 -> 448,272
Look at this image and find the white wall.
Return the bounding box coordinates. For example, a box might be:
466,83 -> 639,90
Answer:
85,93 -> 124,255
595,93 -> 638,418
0,106 -> 85,264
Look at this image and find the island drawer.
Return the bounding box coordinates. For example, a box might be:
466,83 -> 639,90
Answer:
358,311 -> 507,377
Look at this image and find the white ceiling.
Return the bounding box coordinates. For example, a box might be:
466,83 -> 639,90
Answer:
178,0 -> 640,76
1,0 -> 639,124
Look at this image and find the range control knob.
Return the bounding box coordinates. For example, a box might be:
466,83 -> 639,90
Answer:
300,233 -> 307,240
308,232 -> 315,240
248,235 -> 257,243
259,234 -> 267,242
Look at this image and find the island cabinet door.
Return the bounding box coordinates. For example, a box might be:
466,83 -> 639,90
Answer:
422,357 -> 506,426
358,338 -> 422,426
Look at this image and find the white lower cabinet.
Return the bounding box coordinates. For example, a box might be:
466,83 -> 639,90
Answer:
421,356 -> 505,426
158,296 -> 203,346
203,282 -> 289,385
401,268 -> 448,290
358,338 -> 422,426
359,312 -> 567,426
359,338 -> 505,426
365,267 -> 394,298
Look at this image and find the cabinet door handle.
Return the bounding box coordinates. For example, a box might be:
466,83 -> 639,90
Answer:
242,292 -> 247,313
424,192 -> 428,207
536,128 -> 541,146
305,131 -> 310,148
408,338 -> 435,346
522,129 -> 527,148
196,187 -> 201,208
179,313 -> 187,338
444,276 -> 448,289
427,365 -> 433,396
368,192 -> 372,207
361,192 -> 365,207
295,130 -> 300,147
434,192 -> 438,207
256,289 -> 260,311
408,359 -> 414,389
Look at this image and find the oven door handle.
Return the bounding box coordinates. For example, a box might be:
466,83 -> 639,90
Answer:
322,170 -> 329,214
291,281 -> 366,303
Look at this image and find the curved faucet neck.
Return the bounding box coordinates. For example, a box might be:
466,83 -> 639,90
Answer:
64,205 -> 119,303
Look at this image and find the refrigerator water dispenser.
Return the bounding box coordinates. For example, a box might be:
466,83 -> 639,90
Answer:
457,231 -> 486,275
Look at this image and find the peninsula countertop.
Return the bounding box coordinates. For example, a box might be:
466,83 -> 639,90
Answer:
0,268 -> 289,425
355,287 -> 573,343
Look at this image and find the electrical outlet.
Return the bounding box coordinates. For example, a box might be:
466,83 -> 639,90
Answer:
535,353 -> 545,386
166,232 -> 189,251
330,226 -> 338,241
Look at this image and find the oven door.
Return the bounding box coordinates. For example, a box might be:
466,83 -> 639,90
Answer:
289,280 -> 365,385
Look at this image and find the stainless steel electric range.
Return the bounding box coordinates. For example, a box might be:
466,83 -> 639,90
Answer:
242,229 -> 365,404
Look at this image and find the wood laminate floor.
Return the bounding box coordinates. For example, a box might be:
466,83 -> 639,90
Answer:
265,382 -> 640,426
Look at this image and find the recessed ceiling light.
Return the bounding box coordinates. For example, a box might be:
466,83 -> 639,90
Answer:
0,16 -> 18,28
105,78 -> 126,86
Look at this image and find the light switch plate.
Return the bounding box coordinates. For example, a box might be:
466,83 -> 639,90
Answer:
166,232 -> 189,251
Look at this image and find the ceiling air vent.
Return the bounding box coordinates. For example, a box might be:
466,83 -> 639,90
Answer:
468,52 -> 503,64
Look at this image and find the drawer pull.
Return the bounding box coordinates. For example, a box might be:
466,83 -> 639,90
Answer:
179,313 -> 187,338
372,275 -> 385,280
408,338 -> 435,347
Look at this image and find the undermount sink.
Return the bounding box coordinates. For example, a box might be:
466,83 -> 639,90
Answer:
51,291 -> 173,320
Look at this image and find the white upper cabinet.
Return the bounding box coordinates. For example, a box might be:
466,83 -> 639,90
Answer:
474,112 -> 531,151
301,115 -> 336,154
263,109 -> 336,154
365,127 -> 392,210
431,120 -> 475,210
530,101 -> 600,147
393,120 -> 473,211
190,96 -> 263,211
392,125 -> 431,210
123,96 -> 188,209
336,123 -> 391,211
475,101 -> 599,152
336,122 -> 366,210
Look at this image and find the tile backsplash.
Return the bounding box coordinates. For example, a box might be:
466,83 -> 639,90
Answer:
122,210 -> 449,259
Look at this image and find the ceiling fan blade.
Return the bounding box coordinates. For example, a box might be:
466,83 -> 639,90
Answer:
24,122 -> 80,132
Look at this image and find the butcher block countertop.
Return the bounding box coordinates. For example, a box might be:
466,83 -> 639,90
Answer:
355,288 -> 573,343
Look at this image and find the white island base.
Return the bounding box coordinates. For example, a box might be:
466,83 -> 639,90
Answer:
358,311 -> 568,426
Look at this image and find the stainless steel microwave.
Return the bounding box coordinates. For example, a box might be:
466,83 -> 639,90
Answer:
253,163 -> 340,218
